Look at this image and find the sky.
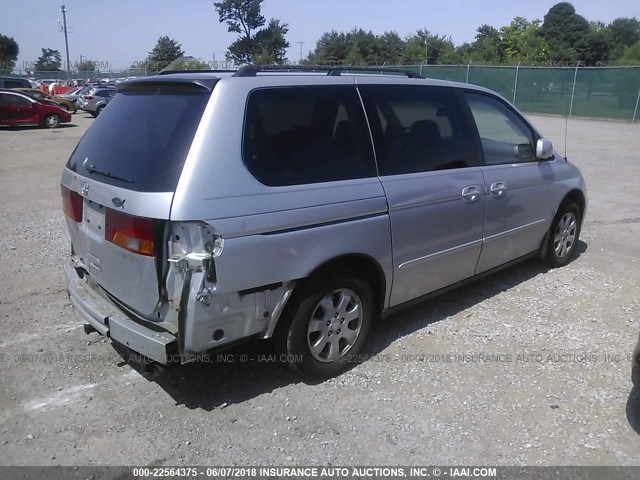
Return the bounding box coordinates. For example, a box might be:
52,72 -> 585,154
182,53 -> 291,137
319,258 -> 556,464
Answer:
2,0 -> 639,72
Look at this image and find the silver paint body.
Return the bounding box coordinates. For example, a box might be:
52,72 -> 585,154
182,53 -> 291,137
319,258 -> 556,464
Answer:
61,73 -> 587,362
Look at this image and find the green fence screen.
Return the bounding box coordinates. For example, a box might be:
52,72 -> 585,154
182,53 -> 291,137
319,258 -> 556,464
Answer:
411,65 -> 640,122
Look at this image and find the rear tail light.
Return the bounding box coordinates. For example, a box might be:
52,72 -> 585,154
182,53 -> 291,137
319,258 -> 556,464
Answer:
61,185 -> 83,222
83,95 -> 93,100
105,209 -> 154,256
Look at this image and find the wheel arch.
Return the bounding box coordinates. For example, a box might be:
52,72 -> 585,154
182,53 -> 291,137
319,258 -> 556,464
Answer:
560,189 -> 586,217
272,253 -> 388,340
305,253 -> 387,313
540,188 -> 586,260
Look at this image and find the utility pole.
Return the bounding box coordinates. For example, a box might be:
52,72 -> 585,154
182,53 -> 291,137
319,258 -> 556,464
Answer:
424,38 -> 429,64
296,41 -> 305,63
60,5 -> 71,84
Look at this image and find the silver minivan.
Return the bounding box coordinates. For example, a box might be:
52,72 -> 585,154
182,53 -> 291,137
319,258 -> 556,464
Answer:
61,67 -> 587,378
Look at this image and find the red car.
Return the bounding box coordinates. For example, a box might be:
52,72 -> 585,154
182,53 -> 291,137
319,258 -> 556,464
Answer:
0,89 -> 72,128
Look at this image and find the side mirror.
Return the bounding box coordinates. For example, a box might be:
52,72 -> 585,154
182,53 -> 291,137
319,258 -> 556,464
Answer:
536,138 -> 554,160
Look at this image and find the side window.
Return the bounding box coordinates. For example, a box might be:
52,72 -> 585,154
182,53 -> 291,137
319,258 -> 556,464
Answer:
5,80 -> 25,89
243,86 -> 376,186
465,92 -> 536,165
6,95 -> 31,106
359,85 -> 477,176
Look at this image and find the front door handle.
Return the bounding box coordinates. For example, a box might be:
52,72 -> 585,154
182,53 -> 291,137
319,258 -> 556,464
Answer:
461,185 -> 481,202
490,181 -> 507,197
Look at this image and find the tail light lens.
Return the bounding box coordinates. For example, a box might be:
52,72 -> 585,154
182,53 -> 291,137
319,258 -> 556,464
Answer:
83,95 -> 93,100
61,185 -> 83,222
105,209 -> 154,256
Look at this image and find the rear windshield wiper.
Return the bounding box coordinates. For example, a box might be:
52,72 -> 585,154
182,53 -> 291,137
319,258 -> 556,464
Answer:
86,164 -> 134,184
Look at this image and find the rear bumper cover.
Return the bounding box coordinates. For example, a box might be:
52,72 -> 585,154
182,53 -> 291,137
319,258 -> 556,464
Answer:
64,263 -> 177,364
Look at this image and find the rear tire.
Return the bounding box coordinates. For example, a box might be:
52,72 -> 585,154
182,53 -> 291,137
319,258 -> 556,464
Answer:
43,114 -> 60,129
95,105 -> 105,116
544,202 -> 582,268
276,271 -> 375,379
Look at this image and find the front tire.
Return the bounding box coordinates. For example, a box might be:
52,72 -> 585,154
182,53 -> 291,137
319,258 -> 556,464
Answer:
43,114 -> 60,129
277,271 -> 375,379
544,202 -> 582,268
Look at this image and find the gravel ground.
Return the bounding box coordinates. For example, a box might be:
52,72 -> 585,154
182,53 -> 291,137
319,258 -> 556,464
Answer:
0,113 -> 639,466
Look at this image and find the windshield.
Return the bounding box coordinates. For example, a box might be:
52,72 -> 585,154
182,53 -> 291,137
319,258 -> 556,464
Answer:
66,90 -> 210,192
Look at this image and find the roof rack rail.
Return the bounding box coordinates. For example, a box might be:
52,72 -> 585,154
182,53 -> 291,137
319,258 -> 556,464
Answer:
326,67 -> 424,79
230,64 -> 425,79
156,69 -> 238,76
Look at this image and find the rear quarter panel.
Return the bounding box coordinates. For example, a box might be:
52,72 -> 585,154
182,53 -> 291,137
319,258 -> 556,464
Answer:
171,77 -> 394,306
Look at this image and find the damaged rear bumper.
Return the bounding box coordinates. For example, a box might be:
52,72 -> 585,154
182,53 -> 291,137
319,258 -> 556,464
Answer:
64,263 -> 177,364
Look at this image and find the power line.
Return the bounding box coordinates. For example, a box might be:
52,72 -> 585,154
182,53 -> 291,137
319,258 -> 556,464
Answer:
296,41 -> 306,62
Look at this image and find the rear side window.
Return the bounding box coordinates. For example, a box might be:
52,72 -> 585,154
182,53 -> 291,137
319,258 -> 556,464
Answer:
5,80 -> 28,88
66,91 -> 209,192
243,86 -> 376,186
359,85 -> 478,175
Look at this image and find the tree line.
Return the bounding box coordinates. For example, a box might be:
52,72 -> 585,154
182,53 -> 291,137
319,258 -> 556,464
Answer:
306,5 -> 640,67
1,0 -> 638,76
211,0 -> 640,67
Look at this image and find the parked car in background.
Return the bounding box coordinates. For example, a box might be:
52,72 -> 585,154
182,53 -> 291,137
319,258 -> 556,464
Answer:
13,88 -> 78,113
63,84 -> 110,101
0,89 -> 71,128
61,68 -> 587,379
0,76 -> 31,89
58,86 -> 84,103
77,87 -> 117,116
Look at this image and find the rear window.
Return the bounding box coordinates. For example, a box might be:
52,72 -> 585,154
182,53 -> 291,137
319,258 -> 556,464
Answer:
4,80 -> 29,88
66,91 -> 209,192
243,86 -> 376,186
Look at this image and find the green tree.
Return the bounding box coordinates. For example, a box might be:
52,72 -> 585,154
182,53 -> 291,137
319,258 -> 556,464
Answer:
401,35 -> 427,64
538,2 -> 590,63
147,36 -> 184,72
616,41 -> 640,65
464,25 -> 503,64
402,30 -> 458,64
180,57 -> 210,70
577,27 -> 611,65
308,31 -> 350,64
214,0 -> 290,64
161,56 -> 210,71
500,17 -> 549,64
345,29 -> 382,65
379,31 -> 405,64
75,59 -> 96,72
34,48 -> 62,71
607,18 -> 640,59
252,19 -> 290,64
0,34 -> 19,73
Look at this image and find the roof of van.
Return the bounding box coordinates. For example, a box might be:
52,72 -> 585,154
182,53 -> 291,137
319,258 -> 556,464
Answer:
118,68 -> 496,97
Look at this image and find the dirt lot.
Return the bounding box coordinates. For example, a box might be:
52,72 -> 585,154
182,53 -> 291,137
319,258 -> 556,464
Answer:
0,113 -> 639,466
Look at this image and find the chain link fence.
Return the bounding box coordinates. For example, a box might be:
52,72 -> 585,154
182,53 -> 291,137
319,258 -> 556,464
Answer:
405,65 -> 640,122
9,65 -> 640,122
